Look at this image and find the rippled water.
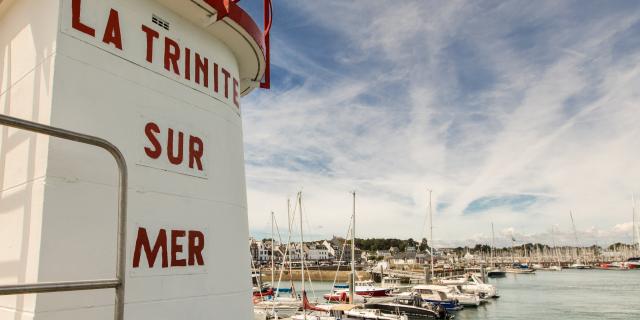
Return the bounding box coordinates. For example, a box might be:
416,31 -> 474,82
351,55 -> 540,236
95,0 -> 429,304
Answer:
457,269 -> 640,320
284,269 -> 640,319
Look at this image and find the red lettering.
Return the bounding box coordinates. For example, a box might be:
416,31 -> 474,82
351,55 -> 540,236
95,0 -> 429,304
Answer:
184,47 -> 191,80
171,230 -> 187,267
188,231 -> 205,266
144,122 -> 162,159
167,128 -> 184,165
213,63 -> 219,93
164,37 -> 180,75
133,228 -> 204,269
71,0 -> 95,37
221,68 -> 231,98
102,9 -> 122,50
233,78 -> 239,108
133,228 -> 168,268
188,135 -> 204,171
195,54 -> 209,87
141,25 -> 159,63
145,123 -> 205,172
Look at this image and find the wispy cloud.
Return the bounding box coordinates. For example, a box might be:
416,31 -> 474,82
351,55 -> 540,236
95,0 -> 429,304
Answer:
241,1 -> 640,246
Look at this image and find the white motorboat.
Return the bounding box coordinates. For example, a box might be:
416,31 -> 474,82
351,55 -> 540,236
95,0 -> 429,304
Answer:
381,276 -> 412,293
504,263 -> 536,274
505,267 -> 536,274
417,285 -> 481,307
405,286 -> 463,311
253,298 -> 300,319
289,312 -> 338,320
437,273 -> 498,298
354,280 -> 394,297
448,285 -> 483,306
343,308 -> 409,320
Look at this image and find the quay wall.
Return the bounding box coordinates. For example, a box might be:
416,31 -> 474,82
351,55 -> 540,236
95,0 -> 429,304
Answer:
260,270 -> 372,283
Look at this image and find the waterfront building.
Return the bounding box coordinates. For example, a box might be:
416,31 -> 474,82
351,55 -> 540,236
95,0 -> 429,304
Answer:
306,243 -> 332,262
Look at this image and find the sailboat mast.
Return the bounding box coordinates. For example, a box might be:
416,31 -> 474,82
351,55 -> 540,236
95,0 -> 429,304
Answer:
350,191 -> 356,304
491,223 -> 495,268
633,194 -> 638,255
511,232 -> 515,265
296,192 -> 308,317
271,211 -> 275,285
570,210 -> 579,261
428,189 -> 434,279
287,198 -> 294,292
552,226 -> 559,267
299,192 -> 305,296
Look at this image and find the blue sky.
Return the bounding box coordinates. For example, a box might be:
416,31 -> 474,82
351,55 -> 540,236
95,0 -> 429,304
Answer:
240,1 -> 640,247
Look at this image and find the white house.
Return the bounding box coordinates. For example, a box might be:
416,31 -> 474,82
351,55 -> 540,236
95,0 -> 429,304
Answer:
307,244 -> 331,261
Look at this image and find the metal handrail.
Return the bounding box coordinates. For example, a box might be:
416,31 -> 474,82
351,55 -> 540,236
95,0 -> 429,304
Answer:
0,114 -> 127,320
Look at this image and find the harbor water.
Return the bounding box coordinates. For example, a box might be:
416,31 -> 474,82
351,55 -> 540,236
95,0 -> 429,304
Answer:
283,269 -> 640,319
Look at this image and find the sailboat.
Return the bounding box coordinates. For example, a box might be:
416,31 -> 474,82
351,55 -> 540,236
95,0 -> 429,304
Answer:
289,192 -> 341,320
504,232 -> 535,274
567,211 -> 591,269
625,195 -> 640,269
602,195 -> 640,270
254,210 -> 302,319
547,226 -> 562,271
487,223 -> 506,278
295,192 -> 410,320
324,192 -> 391,302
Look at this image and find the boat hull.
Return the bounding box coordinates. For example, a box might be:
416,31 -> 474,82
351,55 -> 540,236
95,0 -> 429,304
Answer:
422,299 -> 463,311
487,271 -> 506,278
364,303 -> 451,319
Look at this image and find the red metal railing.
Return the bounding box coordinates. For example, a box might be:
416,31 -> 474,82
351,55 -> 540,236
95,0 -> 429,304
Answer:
260,0 -> 272,89
206,0 -> 272,89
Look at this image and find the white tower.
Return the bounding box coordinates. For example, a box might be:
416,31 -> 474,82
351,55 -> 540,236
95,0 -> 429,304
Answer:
0,0 -> 270,319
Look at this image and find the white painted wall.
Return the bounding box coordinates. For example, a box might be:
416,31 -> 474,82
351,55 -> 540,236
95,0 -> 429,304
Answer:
0,0 -> 59,318
1,0 -> 257,319
307,248 -> 330,261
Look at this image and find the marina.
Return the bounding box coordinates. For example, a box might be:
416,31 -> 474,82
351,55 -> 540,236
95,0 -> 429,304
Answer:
262,269 -> 640,320
249,191 -> 640,319
2,0 -> 640,319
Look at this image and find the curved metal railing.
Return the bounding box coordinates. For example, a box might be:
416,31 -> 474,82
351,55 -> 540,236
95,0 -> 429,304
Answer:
0,114 -> 127,320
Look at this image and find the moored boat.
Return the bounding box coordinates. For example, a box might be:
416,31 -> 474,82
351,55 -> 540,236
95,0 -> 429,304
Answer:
355,280 -> 394,297
343,308 -> 409,320
419,285 -> 481,307
365,302 -> 454,320
505,267 -> 536,274
625,257 -> 640,269
406,286 -> 463,311
437,273 -> 498,298
505,263 -> 536,274
487,268 -> 507,278
381,276 -> 413,293
568,263 -> 592,269
253,301 -> 300,319
323,289 -> 366,303
487,223 -> 506,278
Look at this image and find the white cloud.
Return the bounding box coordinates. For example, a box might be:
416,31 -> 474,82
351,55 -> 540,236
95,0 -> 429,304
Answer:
242,1 -> 640,247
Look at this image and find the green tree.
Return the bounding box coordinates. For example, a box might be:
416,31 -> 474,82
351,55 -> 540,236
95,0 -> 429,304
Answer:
419,238 -> 429,252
